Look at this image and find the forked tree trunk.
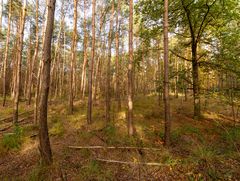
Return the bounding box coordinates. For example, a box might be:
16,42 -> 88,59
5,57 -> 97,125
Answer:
13,0 -> 27,124
128,0 -> 134,135
38,0 -> 56,165
163,0 -> 171,147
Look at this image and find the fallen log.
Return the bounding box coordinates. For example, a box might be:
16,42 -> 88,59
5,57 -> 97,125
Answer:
68,145 -> 162,151
95,158 -> 165,166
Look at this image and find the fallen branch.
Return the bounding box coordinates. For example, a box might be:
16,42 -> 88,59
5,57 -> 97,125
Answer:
95,158 -> 165,166
68,145 -> 162,151
0,110 -> 34,123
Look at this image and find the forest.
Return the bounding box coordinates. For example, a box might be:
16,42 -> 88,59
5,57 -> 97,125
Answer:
0,0 -> 240,180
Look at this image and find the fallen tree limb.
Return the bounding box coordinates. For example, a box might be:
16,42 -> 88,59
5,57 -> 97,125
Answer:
68,145 -> 162,151
95,158 -> 165,166
0,110 -> 34,123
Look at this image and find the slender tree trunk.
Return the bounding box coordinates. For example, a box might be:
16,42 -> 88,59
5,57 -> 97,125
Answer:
13,0 -> 27,124
105,0 -> 114,123
87,0 -> 95,124
51,2 -> 64,100
115,0 -> 121,111
128,0 -> 134,136
25,33 -> 32,99
2,0 -> 12,107
39,0 -> 56,165
0,0 -> 3,77
34,6 -> 47,124
163,0 -> 171,147
27,0 -> 39,105
69,0 -> 78,114
80,0 -> 88,99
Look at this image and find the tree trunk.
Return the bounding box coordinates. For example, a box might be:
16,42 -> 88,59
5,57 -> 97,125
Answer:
128,0 -> 134,136
2,0 -> 12,107
192,43 -> 200,119
115,0 -> 121,111
39,0 -> 56,165
81,0 -> 88,99
69,0 -> 78,114
27,0 -> 39,105
34,6 -> 47,124
105,0 -> 114,123
0,0 -> 3,77
13,0 -> 27,124
87,0 -> 95,124
163,0 -> 171,147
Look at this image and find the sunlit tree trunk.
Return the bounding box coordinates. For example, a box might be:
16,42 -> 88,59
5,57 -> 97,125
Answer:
13,0 -> 27,123
163,0 -> 171,147
39,0 -> 56,165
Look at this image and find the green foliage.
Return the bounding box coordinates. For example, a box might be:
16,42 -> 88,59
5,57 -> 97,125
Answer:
192,145 -> 216,162
0,126 -> 24,151
102,123 -> 117,144
78,160 -> 113,181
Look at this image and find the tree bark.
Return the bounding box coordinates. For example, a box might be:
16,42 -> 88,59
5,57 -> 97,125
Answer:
38,0 -> 56,165
163,0 -> 171,147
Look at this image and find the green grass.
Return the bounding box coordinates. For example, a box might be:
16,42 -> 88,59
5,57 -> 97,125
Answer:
78,160 -> 113,181
0,126 -> 24,152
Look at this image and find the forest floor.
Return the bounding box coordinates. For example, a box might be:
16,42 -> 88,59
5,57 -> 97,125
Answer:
0,95 -> 240,180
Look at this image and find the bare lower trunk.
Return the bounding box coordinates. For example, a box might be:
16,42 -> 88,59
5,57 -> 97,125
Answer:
192,44 -> 200,119
39,0 -> 56,165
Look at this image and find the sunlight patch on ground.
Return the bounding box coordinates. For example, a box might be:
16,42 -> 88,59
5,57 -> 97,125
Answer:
20,139 -> 38,155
